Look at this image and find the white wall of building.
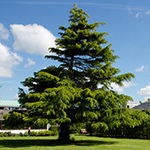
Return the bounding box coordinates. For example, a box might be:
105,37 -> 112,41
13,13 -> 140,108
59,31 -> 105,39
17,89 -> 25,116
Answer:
0,129 -> 46,134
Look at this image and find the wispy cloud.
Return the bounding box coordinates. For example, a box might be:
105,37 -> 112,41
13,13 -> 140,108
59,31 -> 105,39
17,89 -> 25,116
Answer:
135,12 -> 142,18
0,23 -> 9,40
111,81 -> 137,93
135,65 -> 145,72
0,81 -> 19,84
4,1 -> 148,12
15,2 -> 72,5
24,58 -> 35,67
98,81 -> 137,93
146,10 -> 150,16
78,3 -> 147,11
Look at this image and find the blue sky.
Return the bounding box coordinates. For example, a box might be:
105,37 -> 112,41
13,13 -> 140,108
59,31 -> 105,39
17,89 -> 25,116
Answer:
0,0 -> 150,104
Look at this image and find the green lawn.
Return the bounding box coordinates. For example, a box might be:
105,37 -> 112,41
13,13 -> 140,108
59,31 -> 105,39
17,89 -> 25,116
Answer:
0,135 -> 150,150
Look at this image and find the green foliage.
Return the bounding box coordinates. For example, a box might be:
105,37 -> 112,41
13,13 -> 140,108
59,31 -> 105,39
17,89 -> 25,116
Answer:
49,125 -> 59,135
45,5 -> 134,90
92,109 -> 150,138
2,111 -> 27,128
3,4 -> 138,141
103,108 -> 148,128
31,130 -> 58,136
0,130 -> 57,137
0,132 -> 18,137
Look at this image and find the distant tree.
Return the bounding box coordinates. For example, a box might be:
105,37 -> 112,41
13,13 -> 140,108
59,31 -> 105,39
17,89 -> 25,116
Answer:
3,110 -> 26,128
3,5 -> 140,142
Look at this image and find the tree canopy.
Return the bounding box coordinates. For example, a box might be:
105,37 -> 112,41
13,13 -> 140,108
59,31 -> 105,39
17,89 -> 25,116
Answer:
45,5 -> 134,90
3,5 -> 143,142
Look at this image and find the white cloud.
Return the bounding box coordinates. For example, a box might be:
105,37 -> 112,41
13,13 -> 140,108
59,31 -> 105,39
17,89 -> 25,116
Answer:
137,86 -> 150,95
135,12 -> 142,18
111,82 -> 137,93
24,58 -> 35,67
98,82 -> 137,93
7,88 -> 13,91
127,102 -> 139,108
135,65 -> 145,72
0,43 -> 23,77
10,24 -> 56,55
144,96 -> 150,102
146,10 -> 150,16
111,83 -> 124,92
13,94 -> 19,100
0,23 -> 9,40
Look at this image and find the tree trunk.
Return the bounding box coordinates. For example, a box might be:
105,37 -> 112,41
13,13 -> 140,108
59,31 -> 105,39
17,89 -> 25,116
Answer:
69,55 -> 74,70
58,123 -> 70,142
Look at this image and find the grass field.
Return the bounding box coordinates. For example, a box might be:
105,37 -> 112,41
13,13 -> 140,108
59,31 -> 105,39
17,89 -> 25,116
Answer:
0,135 -> 150,150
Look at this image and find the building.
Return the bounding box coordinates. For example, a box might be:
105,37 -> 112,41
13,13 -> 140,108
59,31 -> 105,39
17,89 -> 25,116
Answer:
0,100 -> 22,129
132,101 -> 150,111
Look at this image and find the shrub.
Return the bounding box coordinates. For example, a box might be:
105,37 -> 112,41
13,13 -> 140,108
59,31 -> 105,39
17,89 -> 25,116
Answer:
23,131 -> 28,136
49,125 -> 59,135
0,130 -> 58,137
0,132 -> 18,137
30,130 -> 58,136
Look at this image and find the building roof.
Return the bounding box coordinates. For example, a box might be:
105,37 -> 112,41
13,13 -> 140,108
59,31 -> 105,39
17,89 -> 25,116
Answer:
132,101 -> 150,110
0,100 -> 20,107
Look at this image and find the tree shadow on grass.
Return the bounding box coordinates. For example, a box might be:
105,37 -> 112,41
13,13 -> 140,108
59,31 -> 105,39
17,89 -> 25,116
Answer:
73,140 -> 117,146
0,137 -> 118,148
